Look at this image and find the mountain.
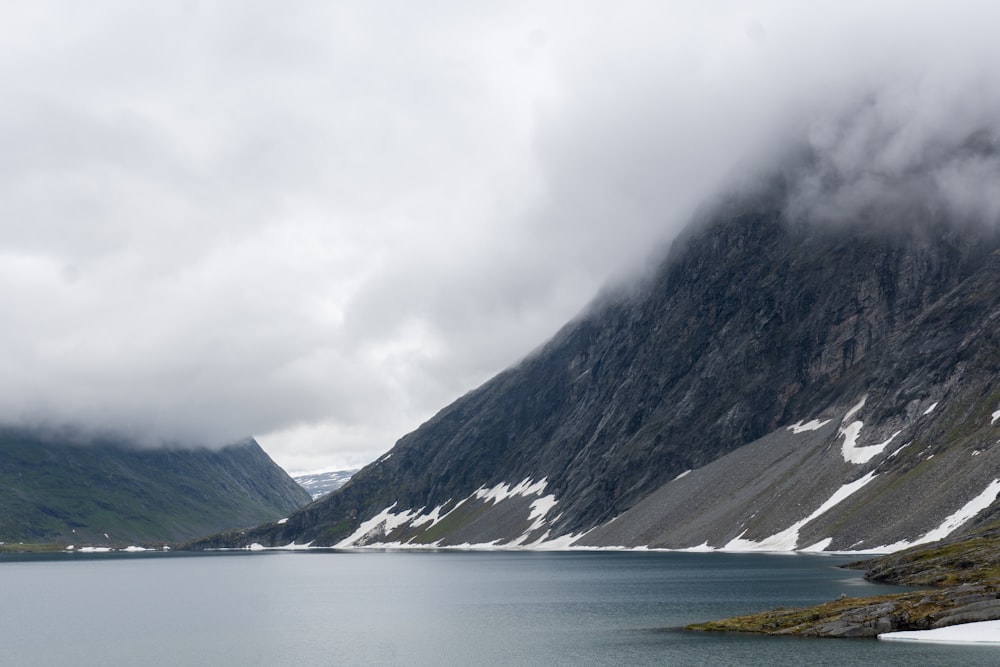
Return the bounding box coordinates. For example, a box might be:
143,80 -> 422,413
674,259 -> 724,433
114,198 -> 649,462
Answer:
188,179 -> 1000,552
293,468 -> 360,499
0,428 -> 311,545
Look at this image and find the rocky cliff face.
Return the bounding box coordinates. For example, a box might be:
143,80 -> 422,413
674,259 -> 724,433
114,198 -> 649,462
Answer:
0,430 -> 311,545
191,180 -> 1000,552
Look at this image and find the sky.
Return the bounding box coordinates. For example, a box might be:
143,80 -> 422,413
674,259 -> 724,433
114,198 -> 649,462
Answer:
2,1 -> 1000,473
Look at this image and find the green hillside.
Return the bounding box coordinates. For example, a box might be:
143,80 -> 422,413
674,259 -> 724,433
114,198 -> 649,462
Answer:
0,428 -> 311,546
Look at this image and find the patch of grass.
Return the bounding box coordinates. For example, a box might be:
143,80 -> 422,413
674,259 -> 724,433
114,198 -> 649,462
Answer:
412,499 -> 493,544
0,542 -> 68,554
317,519 -> 357,545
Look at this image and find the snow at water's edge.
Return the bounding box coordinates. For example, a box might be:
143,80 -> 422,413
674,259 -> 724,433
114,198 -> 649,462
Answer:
722,472 -> 879,552
214,461 -> 1000,572
880,619 -> 1000,644
56,475 -> 1000,559
331,478 -> 560,549
333,503 -> 415,548
279,475 -> 1000,556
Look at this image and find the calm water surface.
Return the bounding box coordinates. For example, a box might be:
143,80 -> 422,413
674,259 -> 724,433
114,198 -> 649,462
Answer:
2,550 -> 997,666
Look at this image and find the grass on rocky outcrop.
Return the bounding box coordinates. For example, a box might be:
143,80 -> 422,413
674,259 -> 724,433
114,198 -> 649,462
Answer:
686,586 -> 995,638
0,542 -> 69,554
687,522 -> 1000,637
855,532 -> 1000,588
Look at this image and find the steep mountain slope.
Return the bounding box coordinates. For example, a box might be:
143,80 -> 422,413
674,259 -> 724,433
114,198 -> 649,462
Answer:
0,429 -> 311,545
190,182 -> 1000,552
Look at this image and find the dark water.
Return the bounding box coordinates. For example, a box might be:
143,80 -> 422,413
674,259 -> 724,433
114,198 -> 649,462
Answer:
2,549 -> 997,666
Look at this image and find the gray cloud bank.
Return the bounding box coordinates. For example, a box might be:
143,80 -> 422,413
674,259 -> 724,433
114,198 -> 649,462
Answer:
2,1 -> 1000,471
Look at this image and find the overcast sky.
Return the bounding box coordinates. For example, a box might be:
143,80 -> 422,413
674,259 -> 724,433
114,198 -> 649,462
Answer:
3,1 -> 1000,473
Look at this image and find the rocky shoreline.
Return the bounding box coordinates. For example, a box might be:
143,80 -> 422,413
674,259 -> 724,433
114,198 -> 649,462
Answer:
687,525 -> 1000,638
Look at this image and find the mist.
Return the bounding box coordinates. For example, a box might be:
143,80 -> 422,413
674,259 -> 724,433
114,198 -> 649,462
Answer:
2,1 -> 1000,471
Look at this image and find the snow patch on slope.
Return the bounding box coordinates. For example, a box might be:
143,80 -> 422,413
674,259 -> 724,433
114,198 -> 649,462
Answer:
992,409 -> 1000,425
887,441 -> 910,458
474,478 -> 548,503
800,537 -> 834,552
872,478 -> 1000,553
528,528 -> 593,550
838,397 -> 898,464
409,502 -> 455,529
787,418 -> 832,434
528,495 -> 558,526
335,503 -> 418,547
335,478 -> 561,548
723,471 -> 879,552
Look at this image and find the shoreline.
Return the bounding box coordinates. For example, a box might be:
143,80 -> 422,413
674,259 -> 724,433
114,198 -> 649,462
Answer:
686,526 -> 1000,639
686,581 -> 1000,638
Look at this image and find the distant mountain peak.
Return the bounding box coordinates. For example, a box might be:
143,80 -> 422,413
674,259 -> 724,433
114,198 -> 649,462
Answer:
293,468 -> 360,499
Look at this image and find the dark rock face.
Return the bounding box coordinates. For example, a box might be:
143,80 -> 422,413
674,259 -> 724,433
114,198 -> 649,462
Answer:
195,181 -> 1000,550
0,430 -> 311,545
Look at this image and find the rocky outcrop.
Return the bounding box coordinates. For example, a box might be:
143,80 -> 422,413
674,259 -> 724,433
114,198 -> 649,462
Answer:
687,584 -> 1000,638
857,526 -> 1000,587
688,525 -> 1000,637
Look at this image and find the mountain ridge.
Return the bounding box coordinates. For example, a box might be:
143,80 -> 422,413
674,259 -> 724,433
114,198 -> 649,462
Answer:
187,180 -> 1000,552
0,429 -> 311,545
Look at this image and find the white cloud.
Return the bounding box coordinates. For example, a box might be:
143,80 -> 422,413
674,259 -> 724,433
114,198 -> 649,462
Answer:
3,1 -> 1000,471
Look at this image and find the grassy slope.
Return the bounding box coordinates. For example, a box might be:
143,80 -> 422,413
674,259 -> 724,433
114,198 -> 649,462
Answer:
0,429 -> 311,545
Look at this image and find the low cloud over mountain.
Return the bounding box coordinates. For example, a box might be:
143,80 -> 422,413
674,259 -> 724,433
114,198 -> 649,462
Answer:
2,2 -> 999,470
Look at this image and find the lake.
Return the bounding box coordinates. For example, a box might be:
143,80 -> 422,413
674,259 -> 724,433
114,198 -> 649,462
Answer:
2,549 -> 996,665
